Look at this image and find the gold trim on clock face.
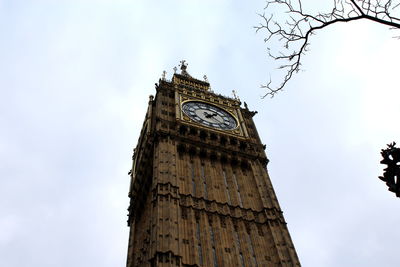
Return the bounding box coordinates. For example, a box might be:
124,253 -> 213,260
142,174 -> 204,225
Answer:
182,101 -> 238,130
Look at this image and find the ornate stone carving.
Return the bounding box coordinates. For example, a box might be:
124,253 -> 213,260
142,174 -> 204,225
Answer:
379,142 -> 400,197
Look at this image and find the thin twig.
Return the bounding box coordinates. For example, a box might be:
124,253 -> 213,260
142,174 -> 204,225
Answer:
256,0 -> 400,97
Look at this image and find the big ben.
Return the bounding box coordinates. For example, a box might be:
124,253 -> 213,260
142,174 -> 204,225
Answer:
126,61 -> 300,267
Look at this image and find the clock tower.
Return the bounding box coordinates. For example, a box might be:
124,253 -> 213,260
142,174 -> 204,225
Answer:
126,62 -> 300,267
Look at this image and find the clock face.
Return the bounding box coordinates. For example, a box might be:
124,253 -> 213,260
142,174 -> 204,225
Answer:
182,101 -> 238,130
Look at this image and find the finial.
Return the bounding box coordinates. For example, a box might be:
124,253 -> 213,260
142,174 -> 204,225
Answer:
203,75 -> 209,83
379,142 -> 400,197
179,60 -> 191,77
232,90 -> 239,100
161,70 -> 167,80
244,101 -> 249,110
180,60 -> 187,70
173,66 -> 177,73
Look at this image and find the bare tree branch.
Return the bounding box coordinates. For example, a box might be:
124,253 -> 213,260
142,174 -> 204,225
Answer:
256,0 -> 400,98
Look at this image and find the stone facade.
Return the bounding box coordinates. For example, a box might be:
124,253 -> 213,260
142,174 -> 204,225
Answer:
126,70 -> 300,267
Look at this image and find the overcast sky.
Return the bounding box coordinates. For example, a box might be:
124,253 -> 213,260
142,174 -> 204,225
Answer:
1,1 -> 400,267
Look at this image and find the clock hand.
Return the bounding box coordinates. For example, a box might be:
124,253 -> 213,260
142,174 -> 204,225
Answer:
204,112 -> 218,119
210,115 -> 223,124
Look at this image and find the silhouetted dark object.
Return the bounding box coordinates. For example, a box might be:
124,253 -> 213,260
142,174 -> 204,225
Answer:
379,142 -> 400,197
256,0 -> 400,97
